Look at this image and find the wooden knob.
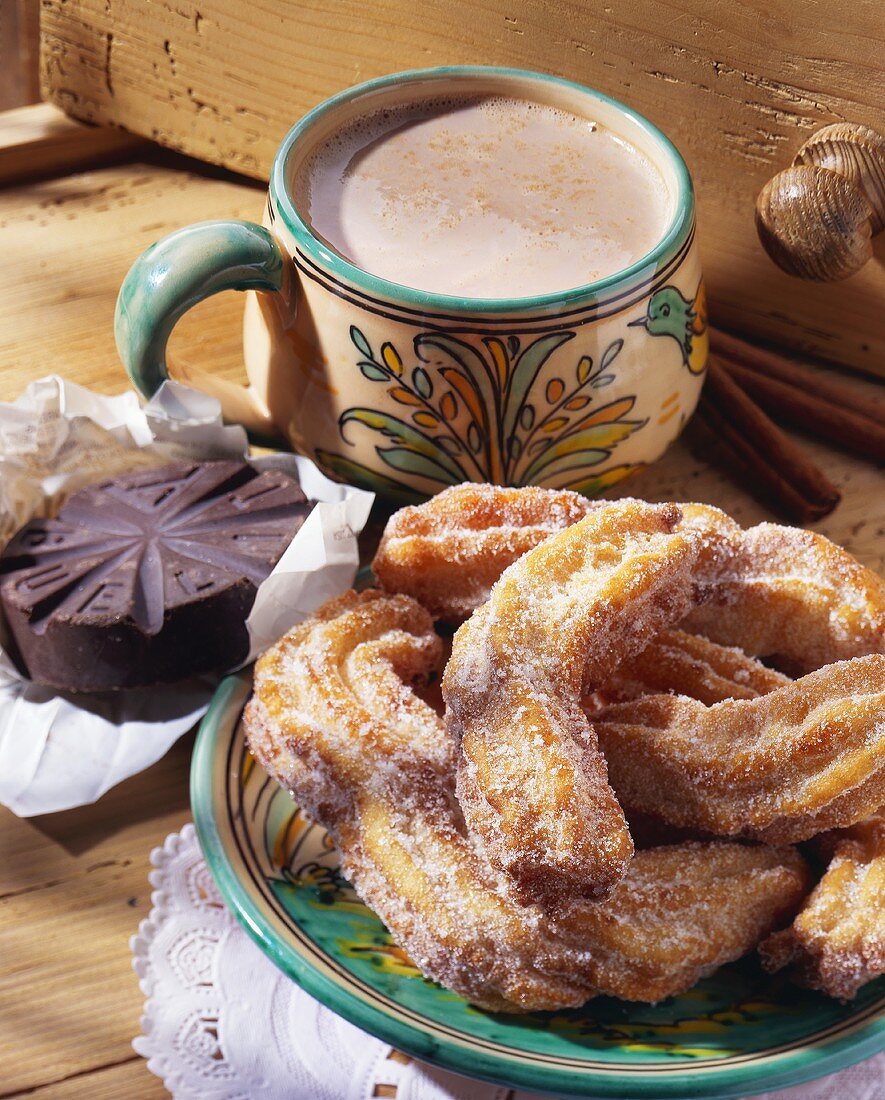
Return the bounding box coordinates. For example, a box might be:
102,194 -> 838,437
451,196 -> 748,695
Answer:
795,123 -> 885,233
756,122 -> 885,281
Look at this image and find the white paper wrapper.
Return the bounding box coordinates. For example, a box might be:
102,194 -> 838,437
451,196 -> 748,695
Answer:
0,377 -> 373,817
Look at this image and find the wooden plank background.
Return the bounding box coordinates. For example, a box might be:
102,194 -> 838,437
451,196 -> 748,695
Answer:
0,103 -> 146,185
39,0 -> 885,377
0,0 -> 40,111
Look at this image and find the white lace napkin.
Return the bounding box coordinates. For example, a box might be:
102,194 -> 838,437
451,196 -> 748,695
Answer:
132,826 -> 885,1100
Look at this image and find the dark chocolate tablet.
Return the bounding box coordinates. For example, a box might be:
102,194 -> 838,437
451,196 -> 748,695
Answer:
0,461 -> 311,691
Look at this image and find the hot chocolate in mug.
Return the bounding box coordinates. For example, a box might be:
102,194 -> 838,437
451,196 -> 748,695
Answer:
116,66 -> 707,500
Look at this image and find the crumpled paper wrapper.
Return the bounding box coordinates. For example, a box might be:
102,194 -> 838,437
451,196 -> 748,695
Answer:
0,377 -> 373,816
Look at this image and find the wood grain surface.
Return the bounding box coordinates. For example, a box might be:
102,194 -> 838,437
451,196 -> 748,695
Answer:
0,111 -> 882,1098
39,0 -> 885,376
0,740 -> 192,1098
0,103 -> 147,187
0,157 -> 264,399
0,0 -> 40,112
0,132 -> 266,1099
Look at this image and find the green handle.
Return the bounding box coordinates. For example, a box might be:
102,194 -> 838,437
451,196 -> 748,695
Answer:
114,219 -> 286,419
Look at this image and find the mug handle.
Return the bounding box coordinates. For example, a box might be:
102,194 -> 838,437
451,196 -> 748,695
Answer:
114,219 -> 287,442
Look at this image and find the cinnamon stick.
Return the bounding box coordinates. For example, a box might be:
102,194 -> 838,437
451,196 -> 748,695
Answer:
698,360 -> 841,523
711,328 -> 885,464
694,400 -> 831,524
710,329 -> 879,420
719,358 -> 885,464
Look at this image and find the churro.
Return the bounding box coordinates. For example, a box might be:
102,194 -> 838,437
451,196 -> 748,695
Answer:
760,815 -> 885,999
374,493 -> 885,679
596,656 -> 885,844
593,628 -> 790,707
683,523 -> 885,673
245,483 -> 885,1011
443,499 -> 732,905
372,482 -> 596,623
557,841 -> 809,1004
245,590 -> 808,1011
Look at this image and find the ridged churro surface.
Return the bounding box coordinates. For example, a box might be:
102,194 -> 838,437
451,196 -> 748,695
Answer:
597,657 -> 885,844
372,483 -> 596,623
442,499 -> 733,905
760,815 -> 885,1000
683,523 -> 885,672
245,589 -> 808,1011
593,628 -> 790,706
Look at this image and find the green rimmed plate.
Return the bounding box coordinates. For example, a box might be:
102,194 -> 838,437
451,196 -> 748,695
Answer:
191,671 -> 885,1099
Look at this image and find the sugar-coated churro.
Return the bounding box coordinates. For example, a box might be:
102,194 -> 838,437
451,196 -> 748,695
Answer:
443,499 -> 734,905
592,628 -> 790,707
245,590 -> 808,1011
683,523 -> 885,673
760,815 -> 885,1000
596,656 -> 885,844
372,482 -> 596,623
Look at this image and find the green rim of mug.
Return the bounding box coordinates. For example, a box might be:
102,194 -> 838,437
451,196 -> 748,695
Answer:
269,65 -> 695,314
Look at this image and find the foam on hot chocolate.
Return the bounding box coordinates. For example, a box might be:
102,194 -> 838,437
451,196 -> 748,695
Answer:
298,95 -> 672,298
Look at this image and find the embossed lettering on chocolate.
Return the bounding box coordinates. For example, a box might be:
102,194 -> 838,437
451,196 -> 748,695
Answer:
0,462 -> 311,691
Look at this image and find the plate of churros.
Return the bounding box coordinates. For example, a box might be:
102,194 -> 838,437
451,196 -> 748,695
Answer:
192,485 -> 885,1099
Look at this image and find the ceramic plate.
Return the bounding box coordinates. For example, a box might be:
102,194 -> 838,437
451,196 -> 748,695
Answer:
192,671 -> 885,1099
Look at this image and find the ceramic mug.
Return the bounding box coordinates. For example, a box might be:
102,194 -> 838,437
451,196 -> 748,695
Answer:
115,66 -> 706,501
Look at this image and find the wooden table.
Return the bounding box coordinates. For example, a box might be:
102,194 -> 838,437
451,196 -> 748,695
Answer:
0,107 -> 883,1099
